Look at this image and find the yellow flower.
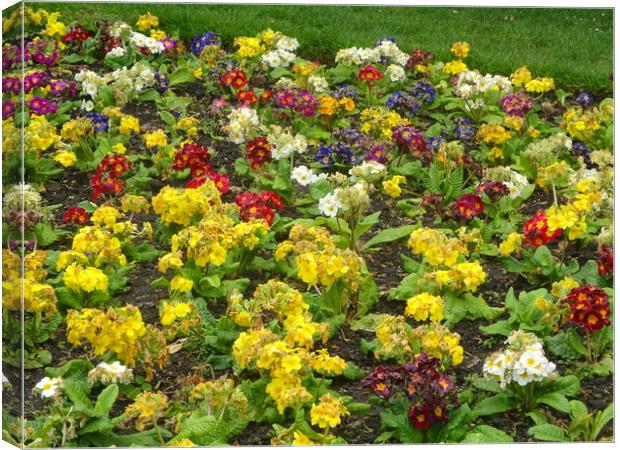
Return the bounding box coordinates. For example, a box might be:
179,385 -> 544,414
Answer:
292,432 -> 315,446
478,123 -> 511,146
318,96 -> 338,116
150,29 -> 166,40
119,115 -> 140,135
112,142 -> 127,154
499,233 -> 523,256
405,293 -> 444,322
234,36 -> 265,58
527,127 -> 541,138
525,77 -> 555,94
310,394 -> 349,429
158,252 -> 184,273
450,42 -> 470,59
53,150 -> 77,167
443,59 -> 467,75
136,12 -> 159,31
160,301 -> 192,326
382,175 -> 406,198
170,275 -> 193,293
143,129 -> 168,149
510,66 -> 532,87
193,68 -> 203,79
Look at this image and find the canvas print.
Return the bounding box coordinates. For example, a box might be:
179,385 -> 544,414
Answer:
1,1 -> 614,447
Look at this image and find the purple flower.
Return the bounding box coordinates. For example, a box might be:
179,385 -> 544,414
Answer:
191,32 -> 221,55
2,100 -> 15,119
2,77 -> 21,95
28,97 -> 58,115
577,92 -> 593,108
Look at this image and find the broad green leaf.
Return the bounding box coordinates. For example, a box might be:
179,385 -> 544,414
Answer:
473,393 -> 515,416
528,423 -> 568,442
363,224 -> 418,250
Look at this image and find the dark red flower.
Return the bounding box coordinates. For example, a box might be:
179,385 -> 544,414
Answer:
63,207 -> 89,225
475,181 -> 509,202
408,403 -> 433,430
245,136 -> 272,169
597,244 -> 613,276
565,285 -> 611,332
453,194 -> 484,220
236,89 -> 258,106
220,68 -> 249,89
522,210 -> 561,248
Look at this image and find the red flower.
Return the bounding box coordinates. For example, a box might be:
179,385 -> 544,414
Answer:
237,89 -> 258,106
597,244 -> 613,276
565,285 -> 611,332
260,89 -> 274,103
220,68 -> 249,89
234,190 -> 282,226
63,207 -> 89,224
245,136 -> 272,169
357,65 -> 383,85
260,190 -> 284,211
522,210 -> 561,248
210,172 -> 230,194
453,194 -> 484,220
408,403 -> 433,430
475,181 -> 509,201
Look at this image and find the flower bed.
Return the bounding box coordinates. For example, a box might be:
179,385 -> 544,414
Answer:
2,6 -> 614,446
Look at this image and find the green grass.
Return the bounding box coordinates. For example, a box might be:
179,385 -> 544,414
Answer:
33,3 -> 614,93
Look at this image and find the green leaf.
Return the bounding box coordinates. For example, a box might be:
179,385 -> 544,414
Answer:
480,320 -> 514,336
591,403 -> 613,440
355,273 -> 378,317
470,378 -> 505,394
348,402 -> 371,415
473,393 -> 515,416
462,425 -> 513,443
350,313 -> 392,332
544,375 -> 580,397
159,110 -> 177,128
34,222 -> 59,247
537,392 -> 571,413
168,68 -> 196,86
363,224 -> 417,250
63,379 -> 93,412
94,384 -> 119,415
528,423 -> 568,442
533,246 -> 555,272
55,286 -> 83,309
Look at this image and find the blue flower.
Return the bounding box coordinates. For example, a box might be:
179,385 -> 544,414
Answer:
85,113 -> 109,133
191,32 -> 221,55
577,92 -> 593,108
426,136 -> 444,150
316,144 -> 336,167
154,73 -> 169,93
386,91 -> 403,109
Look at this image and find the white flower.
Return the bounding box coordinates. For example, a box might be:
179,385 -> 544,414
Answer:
83,82 -> 98,98
35,377 -> 63,399
318,191 -> 342,217
292,165 -> 315,186
90,361 -> 134,384
81,99 -> 94,111
385,64 -> 406,82
276,36 -> 299,52
106,46 -> 126,58
262,50 -> 282,68
308,75 -> 329,93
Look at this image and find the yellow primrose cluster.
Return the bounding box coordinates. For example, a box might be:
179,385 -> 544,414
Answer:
63,263 -> 109,293
2,120 -> 20,155
443,59 -> 468,75
234,36 -> 266,58
125,391 -> 168,431
3,249 -> 48,282
382,175 -> 407,198
187,377 -> 249,420
119,115 -> 141,135
561,107 -> 602,142
54,150 -> 77,167
359,107 -> 409,140
405,293 -> 444,323
152,182 -> 222,226
61,117 -> 93,143
121,194 -> 151,214
478,123 -> 512,146
317,96 -> 355,116
275,224 -> 363,289
3,278 -> 57,316
4,6 -> 50,30
407,227 -> 468,266
27,115 -> 62,153
451,42 -> 471,59
136,12 -> 159,31
143,129 -> 168,150
160,301 -> 193,326
434,261 -> 487,293
41,11 -> 66,37
232,282 -> 347,414
310,394 -> 350,430
510,66 -> 532,87
499,232 -> 523,256
174,116 -> 200,136
525,77 -> 555,94
536,161 -> 572,189
64,225 -> 126,267
66,306 -> 147,366
170,207 -> 268,267
375,316 -> 463,366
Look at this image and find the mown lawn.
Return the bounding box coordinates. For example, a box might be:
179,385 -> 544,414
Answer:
30,3 -> 614,93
